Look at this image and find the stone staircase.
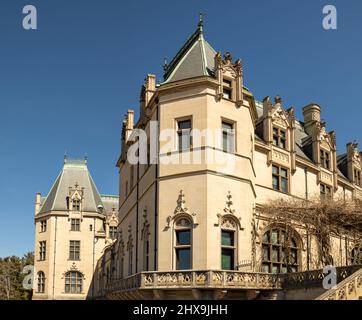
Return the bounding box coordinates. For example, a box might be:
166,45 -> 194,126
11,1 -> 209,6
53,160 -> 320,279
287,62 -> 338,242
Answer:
316,266 -> 362,300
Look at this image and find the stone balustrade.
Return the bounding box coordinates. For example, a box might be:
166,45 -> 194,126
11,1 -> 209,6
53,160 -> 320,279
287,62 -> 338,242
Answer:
105,265 -> 362,298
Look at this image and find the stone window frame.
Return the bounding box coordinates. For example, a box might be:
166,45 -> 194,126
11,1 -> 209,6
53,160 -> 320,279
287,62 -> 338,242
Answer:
174,216 -> 193,271
272,126 -> 287,150
69,240 -> 80,261
37,271 -> 45,293
272,164 -> 289,194
64,271 -> 83,294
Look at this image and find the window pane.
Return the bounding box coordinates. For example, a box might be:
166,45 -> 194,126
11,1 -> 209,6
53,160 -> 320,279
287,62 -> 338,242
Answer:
272,247 -> 280,262
178,120 -> 191,130
178,132 -> 191,151
272,176 -> 279,190
262,263 -> 270,273
176,248 -> 191,270
262,245 -> 269,261
271,230 -> 278,244
222,122 -> 233,130
272,166 -> 279,175
281,177 -> 288,193
221,231 -> 234,246
223,89 -> 231,99
281,168 -> 288,178
221,248 -> 234,270
272,265 -> 280,274
176,230 -> 190,245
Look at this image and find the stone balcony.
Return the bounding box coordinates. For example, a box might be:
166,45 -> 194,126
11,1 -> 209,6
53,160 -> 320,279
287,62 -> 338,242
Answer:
103,265 -> 362,300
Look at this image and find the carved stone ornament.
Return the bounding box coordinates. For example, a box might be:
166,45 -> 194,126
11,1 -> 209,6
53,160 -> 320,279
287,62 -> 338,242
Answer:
61,263 -> 85,279
166,190 -> 197,229
214,192 -> 243,230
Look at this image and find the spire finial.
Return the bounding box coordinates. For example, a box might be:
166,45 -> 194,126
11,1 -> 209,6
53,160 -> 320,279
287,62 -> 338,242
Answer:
198,12 -> 205,32
163,57 -> 168,71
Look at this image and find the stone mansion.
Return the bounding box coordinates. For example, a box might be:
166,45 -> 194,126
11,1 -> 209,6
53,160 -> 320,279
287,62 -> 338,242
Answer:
33,20 -> 362,300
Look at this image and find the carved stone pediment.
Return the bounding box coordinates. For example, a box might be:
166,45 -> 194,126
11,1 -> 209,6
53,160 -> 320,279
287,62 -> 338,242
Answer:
61,263 -> 85,279
316,122 -> 335,149
166,190 -> 198,229
214,192 -> 243,230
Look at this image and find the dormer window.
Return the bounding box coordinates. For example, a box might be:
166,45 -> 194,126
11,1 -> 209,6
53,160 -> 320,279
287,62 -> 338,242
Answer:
222,79 -> 232,100
272,127 -> 286,149
72,199 -> 81,211
320,149 -> 330,170
354,169 -> 361,187
109,226 -> 117,240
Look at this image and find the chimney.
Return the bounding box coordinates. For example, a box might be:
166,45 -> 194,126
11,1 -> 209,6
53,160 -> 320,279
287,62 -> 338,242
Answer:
35,192 -> 41,215
302,103 -> 321,136
145,74 -> 156,106
125,109 -> 134,143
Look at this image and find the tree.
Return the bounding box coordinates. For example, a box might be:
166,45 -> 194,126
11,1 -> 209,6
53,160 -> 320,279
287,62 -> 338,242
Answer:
0,252 -> 34,300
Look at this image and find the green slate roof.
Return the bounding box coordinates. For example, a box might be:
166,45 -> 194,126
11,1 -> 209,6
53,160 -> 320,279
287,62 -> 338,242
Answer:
163,22 -> 217,84
38,158 -> 118,215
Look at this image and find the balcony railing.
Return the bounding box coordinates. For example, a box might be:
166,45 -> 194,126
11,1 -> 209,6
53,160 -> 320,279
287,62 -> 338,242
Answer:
107,270 -> 282,293
106,265 -> 362,295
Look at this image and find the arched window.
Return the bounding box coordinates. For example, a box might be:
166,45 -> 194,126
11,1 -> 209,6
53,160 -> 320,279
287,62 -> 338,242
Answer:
221,217 -> 238,270
261,226 -> 300,274
37,271 -> 45,293
350,246 -> 362,265
64,271 -> 83,294
174,217 -> 192,270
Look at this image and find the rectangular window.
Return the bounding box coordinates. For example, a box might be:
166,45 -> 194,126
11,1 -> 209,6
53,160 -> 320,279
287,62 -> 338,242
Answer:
272,127 -> 286,149
109,226 -> 117,240
222,121 -> 235,153
320,183 -> 332,198
69,240 -> 80,260
354,169 -> 361,187
175,230 -> 191,270
272,165 -> 289,193
221,230 -> 235,270
222,79 -> 232,100
40,220 -> 47,233
320,149 -> 330,169
177,119 -> 192,151
39,241 -> 46,261
72,199 -> 81,211
71,219 -> 80,231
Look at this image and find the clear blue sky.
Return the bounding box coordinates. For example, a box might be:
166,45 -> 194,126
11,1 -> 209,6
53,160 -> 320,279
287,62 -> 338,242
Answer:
0,0 -> 361,257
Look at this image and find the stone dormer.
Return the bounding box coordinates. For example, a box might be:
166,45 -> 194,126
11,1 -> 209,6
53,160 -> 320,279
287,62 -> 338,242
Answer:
257,96 -> 296,172
214,51 -> 244,107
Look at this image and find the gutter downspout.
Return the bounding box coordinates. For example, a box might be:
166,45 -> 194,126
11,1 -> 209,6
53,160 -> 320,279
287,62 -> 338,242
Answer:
154,102 -> 159,271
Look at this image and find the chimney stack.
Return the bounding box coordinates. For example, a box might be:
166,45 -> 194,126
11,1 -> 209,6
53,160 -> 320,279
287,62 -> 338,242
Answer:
302,103 -> 321,136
